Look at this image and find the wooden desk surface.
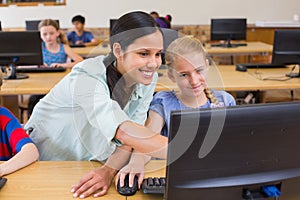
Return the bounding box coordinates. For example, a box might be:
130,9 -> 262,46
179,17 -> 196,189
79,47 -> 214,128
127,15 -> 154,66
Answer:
157,65 -> 300,92
205,41 -> 272,56
71,42 -> 272,58
1,65 -> 300,96
72,45 -> 110,58
0,160 -> 166,200
0,70 -> 70,95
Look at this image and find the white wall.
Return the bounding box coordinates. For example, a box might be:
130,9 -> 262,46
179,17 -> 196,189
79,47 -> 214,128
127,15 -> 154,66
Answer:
0,0 -> 299,28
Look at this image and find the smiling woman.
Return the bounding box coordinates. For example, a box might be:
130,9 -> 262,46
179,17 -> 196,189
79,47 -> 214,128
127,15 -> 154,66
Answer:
24,11 -> 168,198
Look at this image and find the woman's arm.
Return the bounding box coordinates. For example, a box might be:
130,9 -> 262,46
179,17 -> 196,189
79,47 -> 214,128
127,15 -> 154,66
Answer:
0,143 -> 39,176
116,121 -> 168,159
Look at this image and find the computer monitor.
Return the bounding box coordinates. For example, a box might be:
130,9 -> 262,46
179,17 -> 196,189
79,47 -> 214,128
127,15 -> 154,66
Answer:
210,18 -> 247,48
0,21 -> 2,31
0,31 -> 43,79
109,19 -> 118,36
25,19 -> 60,31
165,101 -> 300,200
271,30 -> 300,78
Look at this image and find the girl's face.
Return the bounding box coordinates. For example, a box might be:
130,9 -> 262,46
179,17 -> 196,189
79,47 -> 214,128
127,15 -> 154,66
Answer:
115,30 -> 163,86
40,25 -> 60,45
169,52 -> 209,97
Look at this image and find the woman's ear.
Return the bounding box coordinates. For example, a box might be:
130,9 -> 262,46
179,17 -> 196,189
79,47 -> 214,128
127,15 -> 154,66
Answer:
112,43 -> 122,59
205,58 -> 209,67
167,69 -> 176,83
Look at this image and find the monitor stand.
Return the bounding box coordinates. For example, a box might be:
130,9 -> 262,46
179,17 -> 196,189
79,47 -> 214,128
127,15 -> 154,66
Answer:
4,63 -> 28,80
286,64 -> 300,78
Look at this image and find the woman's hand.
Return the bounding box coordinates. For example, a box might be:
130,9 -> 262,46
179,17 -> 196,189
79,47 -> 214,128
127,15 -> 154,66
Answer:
71,165 -> 116,198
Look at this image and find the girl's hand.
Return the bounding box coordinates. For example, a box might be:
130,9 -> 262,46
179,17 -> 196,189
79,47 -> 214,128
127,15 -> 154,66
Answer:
115,161 -> 145,190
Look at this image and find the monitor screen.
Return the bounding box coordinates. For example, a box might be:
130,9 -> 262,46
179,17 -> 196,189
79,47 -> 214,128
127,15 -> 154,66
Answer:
25,19 -> 60,31
210,18 -> 247,47
271,29 -> 300,78
109,19 -> 118,36
0,31 -> 43,79
165,102 -> 300,200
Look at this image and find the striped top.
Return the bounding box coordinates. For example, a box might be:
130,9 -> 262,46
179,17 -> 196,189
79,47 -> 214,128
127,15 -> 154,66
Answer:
0,107 -> 33,161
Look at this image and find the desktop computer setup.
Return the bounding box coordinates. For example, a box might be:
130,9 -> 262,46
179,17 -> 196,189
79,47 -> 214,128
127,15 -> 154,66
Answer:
236,29 -> 300,78
135,101 -> 300,200
0,30 -> 67,80
210,18 -> 247,48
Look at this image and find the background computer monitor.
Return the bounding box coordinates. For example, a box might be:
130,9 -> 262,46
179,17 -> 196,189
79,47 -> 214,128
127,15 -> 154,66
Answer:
271,29 -> 300,78
0,31 -> 43,79
25,19 -> 60,31
166,102 -> 300,200
210,18 -> 247,48
109,19 -> 118,36
0,21 -> 2,31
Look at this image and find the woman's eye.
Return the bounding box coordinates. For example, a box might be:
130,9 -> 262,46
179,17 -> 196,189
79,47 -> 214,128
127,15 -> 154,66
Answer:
179,73 -> 188,77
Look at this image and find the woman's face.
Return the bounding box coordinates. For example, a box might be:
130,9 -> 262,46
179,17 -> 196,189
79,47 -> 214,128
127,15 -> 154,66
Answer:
40,25 -> 60,45
115,30 -> 163,86
169,52 -> 209,97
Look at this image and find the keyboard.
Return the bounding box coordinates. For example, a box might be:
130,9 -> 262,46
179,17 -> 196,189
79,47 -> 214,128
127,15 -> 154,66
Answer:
70,44 -> 85,48
0,177 -> 7,189
210,43 -> 247,47
141,177 -> 165,194
16,67 -> 66,73
237,63 -> 286,69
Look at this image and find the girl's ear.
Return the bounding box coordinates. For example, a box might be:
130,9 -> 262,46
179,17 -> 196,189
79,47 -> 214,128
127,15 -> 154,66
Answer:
112,43 -> 122,59
167,69 -> 176,83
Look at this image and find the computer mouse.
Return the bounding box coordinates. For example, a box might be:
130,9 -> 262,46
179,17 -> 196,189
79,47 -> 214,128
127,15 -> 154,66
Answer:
236,64 -> 247,72
117,174 -> 138,196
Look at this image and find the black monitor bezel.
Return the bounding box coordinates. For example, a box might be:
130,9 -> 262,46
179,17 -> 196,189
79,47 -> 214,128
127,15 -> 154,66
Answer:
165,101 -> 300,199
0,31 -> 43,79
25,19 -> 60,31
210,18 -> 247,47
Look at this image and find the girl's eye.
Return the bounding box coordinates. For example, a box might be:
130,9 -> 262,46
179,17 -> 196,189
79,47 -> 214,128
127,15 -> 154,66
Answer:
179,73 -> 188,78
138,52 -> 148,56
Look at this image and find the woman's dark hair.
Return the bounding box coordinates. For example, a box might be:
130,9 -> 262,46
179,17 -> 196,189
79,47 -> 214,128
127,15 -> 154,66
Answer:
105,11 -> 162,108
104,11 -> 162,66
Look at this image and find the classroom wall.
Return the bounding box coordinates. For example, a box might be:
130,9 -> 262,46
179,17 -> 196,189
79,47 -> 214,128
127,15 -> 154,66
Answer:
0,0 -> 299,28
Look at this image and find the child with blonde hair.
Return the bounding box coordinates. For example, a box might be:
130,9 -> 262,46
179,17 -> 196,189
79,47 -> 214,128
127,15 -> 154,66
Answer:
146,36 -> 236,136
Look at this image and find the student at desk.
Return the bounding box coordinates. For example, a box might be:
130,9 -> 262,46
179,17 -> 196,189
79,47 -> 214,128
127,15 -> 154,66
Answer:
67,15 -> 99,47
27,19 -> 84,117
0,72 -> 39,176
39,19 -> 83,68
24,11 -> 168,198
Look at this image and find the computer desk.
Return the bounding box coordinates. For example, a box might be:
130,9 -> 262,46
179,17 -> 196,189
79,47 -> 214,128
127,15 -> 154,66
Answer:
71,42 -> 272,60
156,65 -> 300,92
1,65 -> 300,95
71,44 -> 110,58
0,160 -> 166,200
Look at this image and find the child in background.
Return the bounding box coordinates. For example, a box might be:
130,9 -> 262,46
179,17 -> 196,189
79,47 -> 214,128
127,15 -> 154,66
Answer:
27,19 -> 84,118
67,15 -> 99,47
146,36 -> 236,136
39,19 -> 83,68
0,72 -> 39,176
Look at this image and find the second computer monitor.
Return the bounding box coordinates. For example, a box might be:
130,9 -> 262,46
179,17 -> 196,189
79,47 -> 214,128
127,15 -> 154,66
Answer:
210,18 -> 247,47
25,19 -> 60,31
